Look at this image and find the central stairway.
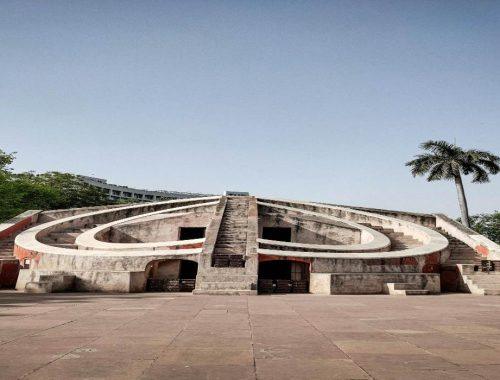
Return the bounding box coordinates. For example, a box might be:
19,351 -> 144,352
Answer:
194,196 -> 258,295
212,197 -> 249,267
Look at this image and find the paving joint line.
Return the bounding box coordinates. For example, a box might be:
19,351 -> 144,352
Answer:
285,297 -> 374,380
246,297 -> 258,380
18,295 -> 173,379
138,295 -> 209,378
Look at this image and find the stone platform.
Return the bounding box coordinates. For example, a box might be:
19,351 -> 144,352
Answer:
1,292 -> 500,379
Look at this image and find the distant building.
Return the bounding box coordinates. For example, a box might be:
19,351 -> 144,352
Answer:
79,175 -> 209,202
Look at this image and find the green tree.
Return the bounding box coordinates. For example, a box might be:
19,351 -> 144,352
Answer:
35,172 -> 109,209
0,150 -> 15,172
0,149 -> 110,221
406,141 -> 499,228
468,212 -> 500,244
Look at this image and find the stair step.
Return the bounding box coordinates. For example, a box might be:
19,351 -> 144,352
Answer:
198,274 -> 256,282
197,281 -> 252,290
193,289 -> 256,295
405,289 -> 430,296
391,282 -> 419,290
25,281 -> 52,293
472,283 -> 500,289
484,289 -> 500,296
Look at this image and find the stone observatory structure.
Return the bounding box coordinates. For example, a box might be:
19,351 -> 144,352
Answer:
2,194 -> 499,295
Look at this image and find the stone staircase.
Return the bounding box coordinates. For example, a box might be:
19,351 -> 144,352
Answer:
0,238 -> 15,259
383,282 -> 430,296
0,238 -> 19,288
212,197 -> 249,266
459,265 -> 500,296
195,196 -> 258,295
433,228 -> 500,295
360,224 -> 421,251
434,228 -> 481,266
462,271 -> 500,295
195,269 -> 257,295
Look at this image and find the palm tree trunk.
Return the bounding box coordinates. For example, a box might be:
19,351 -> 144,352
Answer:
454,174 -> 470,228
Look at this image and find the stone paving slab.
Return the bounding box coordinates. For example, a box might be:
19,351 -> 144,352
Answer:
1,291 -> 500,379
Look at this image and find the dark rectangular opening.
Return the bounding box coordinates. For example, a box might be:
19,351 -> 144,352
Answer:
179,227 -> 206,240
262,227 -> 292,242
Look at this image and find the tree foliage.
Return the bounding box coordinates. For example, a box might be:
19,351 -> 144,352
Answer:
406,140 -> 499,227
406,140 -> 499,183
469,212 -> 500,244
0,149 -> 110,222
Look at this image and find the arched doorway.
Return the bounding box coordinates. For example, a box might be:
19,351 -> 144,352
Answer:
145,259 -> 198,292
258,260 -> 310,294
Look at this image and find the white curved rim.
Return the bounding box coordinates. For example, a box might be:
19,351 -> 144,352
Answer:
256,198 -> 448,259
257,201 -> 390,252
75,201 -> 219,251
15,196 -> 220,258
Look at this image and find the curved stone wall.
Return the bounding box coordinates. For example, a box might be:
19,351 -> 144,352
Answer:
13,195 -> 453,293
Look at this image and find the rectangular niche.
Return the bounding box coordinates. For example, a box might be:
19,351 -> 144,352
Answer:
262,227 -> 292,242
179,227 -> 206,240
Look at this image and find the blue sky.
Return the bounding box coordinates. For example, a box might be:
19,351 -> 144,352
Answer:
1,1 -> 499,216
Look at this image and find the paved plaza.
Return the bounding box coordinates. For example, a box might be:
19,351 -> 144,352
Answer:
1,292 -> 500,379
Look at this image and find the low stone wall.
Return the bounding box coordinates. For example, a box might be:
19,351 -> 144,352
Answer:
0,210 -> 40,240
312,258 -> 420,273
73,270 -> 146,292
16,269 -> 146,292
37,204 -> 126,223
329,273 -> 440,294
326,203 -> 436,227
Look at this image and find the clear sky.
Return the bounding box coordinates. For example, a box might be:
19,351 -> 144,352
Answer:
1,1 -> 499,217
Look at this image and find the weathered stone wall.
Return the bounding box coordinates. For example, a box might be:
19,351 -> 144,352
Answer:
153,260 -> 181,280
312,258 -> 418,273
107,212 -> 213,243
330,273 -> 440,294
38,204 -> 125,223
325,204 -> 437,227
259,213 -> 360,245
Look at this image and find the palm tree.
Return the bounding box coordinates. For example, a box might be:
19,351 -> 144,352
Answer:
406,140 -> 499,228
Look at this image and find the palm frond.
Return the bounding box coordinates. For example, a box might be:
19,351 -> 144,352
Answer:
426,162 -> 446,182
420,140 -> 463,158
405,154 -> 439,177
465,149 -> 500,175
408,141 -> 499,184
478,159 -> 500,175
467,163 -> 490,183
